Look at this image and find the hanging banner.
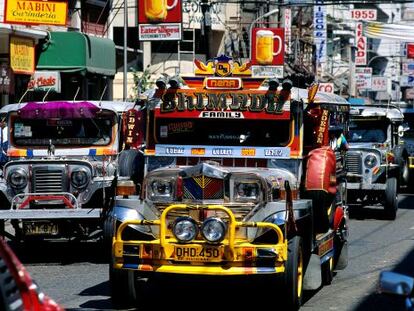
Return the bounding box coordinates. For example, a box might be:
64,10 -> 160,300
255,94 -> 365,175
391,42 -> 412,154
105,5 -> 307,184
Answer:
4,0 -> 68,26
355,22 -> 367,66
10,36 -> 35,75
284,8 -> 292,54
138,0 -> 182,41
314,2 -> 327,64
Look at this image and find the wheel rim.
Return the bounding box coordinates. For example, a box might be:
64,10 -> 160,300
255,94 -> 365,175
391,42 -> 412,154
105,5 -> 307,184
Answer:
297,248 -> 304,298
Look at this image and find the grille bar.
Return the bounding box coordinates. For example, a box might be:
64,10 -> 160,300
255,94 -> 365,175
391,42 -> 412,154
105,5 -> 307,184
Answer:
32,167 -> 66,193
345,152 -> 362,174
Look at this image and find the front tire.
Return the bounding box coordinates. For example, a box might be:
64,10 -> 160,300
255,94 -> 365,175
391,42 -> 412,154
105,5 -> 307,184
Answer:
384,177 -> 398,220
283,236 -> 304,311
109,262 -> 137,308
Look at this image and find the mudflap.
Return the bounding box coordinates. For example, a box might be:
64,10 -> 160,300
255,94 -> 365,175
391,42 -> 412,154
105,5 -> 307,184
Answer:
335,240 -> 348,271
303,230 -> 335,290
303,254 -> 322,290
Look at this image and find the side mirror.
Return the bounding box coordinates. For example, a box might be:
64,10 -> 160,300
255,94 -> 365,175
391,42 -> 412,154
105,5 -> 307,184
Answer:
379,271 -> 414,296
398,125 -> 406,138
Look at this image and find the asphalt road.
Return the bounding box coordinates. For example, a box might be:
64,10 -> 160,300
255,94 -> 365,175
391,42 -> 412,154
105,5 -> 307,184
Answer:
9,194 -> 414,311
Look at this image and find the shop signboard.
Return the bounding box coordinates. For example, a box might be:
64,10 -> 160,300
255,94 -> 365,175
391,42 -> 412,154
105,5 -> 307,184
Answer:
314,2 -> 327,64
4,0 -> 68,26
407,43 -> 414,59
400,75 -> 414,87
9,36 -> 35,75
371,76 -> 387,92
0,63 -> 12,94
138,0 -> 182,41
402,61 -> 414,75
251,27 -> 284,78
350,9 -> 377,21
27,71 -> 61,93
355,67 -> 372,89
355,22 -> 367,66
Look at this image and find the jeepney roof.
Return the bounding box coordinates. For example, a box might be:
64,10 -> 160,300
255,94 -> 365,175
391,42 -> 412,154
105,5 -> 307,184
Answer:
293,88 -> 349,105
349,104 -> 404,121
0,101 -> 136,116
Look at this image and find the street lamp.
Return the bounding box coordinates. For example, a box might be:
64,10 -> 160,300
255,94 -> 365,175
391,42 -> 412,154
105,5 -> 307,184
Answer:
249,8 -> 279,60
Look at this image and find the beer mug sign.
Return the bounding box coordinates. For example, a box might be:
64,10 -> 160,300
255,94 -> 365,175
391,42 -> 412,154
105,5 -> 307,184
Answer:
144,0 -> 178,22
255,30 -> 282,65
251,28 -> 285,66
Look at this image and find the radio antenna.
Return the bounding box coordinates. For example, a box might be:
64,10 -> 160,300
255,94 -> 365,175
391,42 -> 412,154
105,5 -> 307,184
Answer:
42,87 -> 52,103
73,86 -> 80,103
98,83 -> 108,109
18,88 -> 30,107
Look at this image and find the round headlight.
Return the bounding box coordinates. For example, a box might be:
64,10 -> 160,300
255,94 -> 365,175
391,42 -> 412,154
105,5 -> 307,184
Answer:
364,154 -> 378,168
71,169 -> 90,188
8,168 -> 28,189
201,217 -> 227,244
172,217 -> 198,243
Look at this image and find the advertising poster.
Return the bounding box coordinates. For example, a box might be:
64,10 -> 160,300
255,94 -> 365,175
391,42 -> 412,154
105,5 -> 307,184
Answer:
250,27 -> 284,78
138,0 -> 182,41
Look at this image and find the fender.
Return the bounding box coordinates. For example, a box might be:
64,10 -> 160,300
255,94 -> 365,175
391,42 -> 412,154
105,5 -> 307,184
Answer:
333,206 -> 344,231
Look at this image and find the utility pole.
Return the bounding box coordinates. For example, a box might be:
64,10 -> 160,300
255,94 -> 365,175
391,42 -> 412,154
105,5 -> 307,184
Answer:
123,0 -> 128,101
201,0 -> 211,60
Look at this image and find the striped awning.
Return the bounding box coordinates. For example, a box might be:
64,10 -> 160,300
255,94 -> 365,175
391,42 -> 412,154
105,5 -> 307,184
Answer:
364,22 -> 414,41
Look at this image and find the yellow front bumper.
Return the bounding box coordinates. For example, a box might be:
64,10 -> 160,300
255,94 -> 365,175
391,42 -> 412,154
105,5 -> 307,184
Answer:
112,204 -> 288,275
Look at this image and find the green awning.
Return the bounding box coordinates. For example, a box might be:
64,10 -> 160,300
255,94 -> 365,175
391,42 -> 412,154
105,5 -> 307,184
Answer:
37,31 -> 116,76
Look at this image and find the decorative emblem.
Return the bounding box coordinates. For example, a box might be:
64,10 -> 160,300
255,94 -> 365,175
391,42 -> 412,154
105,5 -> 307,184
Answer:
194,54 -> 252,77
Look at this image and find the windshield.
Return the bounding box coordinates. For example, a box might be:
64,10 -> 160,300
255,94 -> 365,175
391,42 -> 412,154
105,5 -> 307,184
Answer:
11,115 -> 115,147
403,114 -> 414,139
154,118 -> 291,147
348,119 -> 388,143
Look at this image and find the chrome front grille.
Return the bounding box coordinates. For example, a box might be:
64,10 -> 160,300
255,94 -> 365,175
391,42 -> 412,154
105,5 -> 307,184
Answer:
345,152 -> 362,174
32,166 -> 67,193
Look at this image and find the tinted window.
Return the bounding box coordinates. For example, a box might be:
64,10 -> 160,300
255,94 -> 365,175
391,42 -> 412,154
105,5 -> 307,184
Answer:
348,120 -> 388,143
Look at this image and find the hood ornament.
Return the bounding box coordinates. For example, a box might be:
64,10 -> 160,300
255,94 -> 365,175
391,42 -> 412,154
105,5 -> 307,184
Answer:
47,139 -> 55,156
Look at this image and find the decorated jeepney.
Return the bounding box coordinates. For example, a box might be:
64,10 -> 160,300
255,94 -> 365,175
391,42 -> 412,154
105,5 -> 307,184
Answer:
0,101 -> 144,241
108,56 -> 349,310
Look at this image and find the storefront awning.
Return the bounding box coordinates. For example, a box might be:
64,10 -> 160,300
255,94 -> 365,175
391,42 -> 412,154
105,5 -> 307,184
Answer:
36,31 -> 116,76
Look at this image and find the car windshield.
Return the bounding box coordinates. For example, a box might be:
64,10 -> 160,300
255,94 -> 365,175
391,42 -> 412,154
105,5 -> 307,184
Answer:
11,115 -> 115,147
348,119 -> 388,143
403,114 -> 414,139
154,118 -> 291,147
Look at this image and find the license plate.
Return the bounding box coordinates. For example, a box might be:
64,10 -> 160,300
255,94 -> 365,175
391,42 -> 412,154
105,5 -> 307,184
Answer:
174,246 -> 222,262
23,222 -> 59,236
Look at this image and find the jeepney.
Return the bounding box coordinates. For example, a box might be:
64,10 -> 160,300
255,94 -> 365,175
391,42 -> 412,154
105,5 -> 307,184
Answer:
0,101 -> 144,241
398,104 -> 414,191
108,56 -> 349,310
346,104 -> 407,220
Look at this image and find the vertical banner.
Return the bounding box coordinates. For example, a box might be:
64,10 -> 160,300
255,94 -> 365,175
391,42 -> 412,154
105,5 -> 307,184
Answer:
284,8 -> 292,54
314,2 -> 327,65
138,0 -> 182,41
355,22 -> 367,65
9,36 -> 35,75
250,27 -> 285,78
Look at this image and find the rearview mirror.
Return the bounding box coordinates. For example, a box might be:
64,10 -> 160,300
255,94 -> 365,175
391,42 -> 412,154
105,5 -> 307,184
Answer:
379,271 -> 414,296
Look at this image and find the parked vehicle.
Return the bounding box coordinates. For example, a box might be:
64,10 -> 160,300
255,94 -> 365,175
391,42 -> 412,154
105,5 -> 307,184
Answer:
107,56 -> 350,310
398,105 -> 414,190
346,104 -> 408,220
0,237 -> 64,311
0,101 -> 144,241
379,271 -> 414,310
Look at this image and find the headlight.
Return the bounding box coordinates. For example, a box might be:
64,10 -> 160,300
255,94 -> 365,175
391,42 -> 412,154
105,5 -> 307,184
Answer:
148,179 -> 173,200
234,180 -> 261,202
201,217 -> 227,244
71,168 -> 90,188
172,217 -> 198,243
364,154 -> 378,168
8,168 -> 28,189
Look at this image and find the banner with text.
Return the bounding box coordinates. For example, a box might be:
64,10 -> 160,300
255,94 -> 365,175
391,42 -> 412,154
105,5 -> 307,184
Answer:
5,0 -> 68,26
10,36 -> 35,74
314,2 -> 327,64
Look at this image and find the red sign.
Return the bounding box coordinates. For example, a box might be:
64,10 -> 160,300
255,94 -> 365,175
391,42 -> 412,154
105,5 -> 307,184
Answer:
138,0 -> 182,24
350,9 -> 377,21
205,78 -> 242,90
407,43 -> 414,59
124,109 -> 143,148
251,28 -> 285,66
355,22 -> 367,66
